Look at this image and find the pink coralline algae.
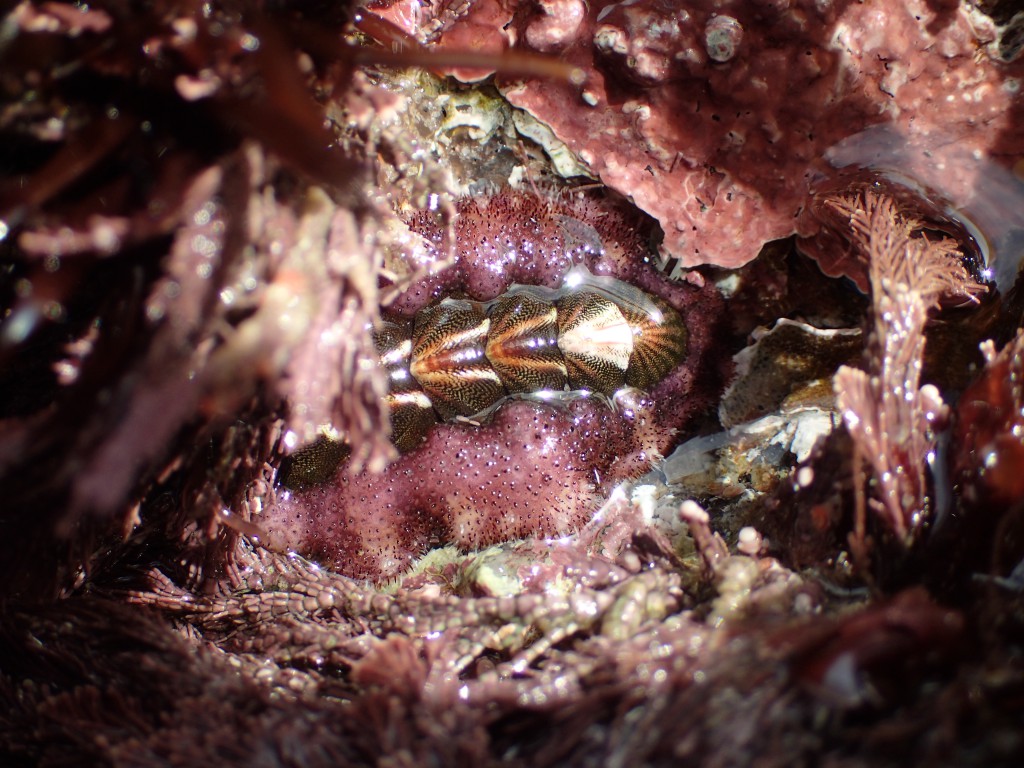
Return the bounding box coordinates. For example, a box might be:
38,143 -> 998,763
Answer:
411,0 -> 1024,273
263,191 -> 727,580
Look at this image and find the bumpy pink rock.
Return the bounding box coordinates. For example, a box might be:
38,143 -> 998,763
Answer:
420,1 -> 1024,273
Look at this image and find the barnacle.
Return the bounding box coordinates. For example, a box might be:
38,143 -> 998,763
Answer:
704,15 -> 743,63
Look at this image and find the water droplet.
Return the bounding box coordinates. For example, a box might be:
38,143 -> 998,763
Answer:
2,303 -> 39,345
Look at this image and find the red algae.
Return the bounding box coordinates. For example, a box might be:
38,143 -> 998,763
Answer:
951,332 -> 1024,512
263,189 -> 727,580
808,125 -> 1024,290
397,0 -> 1024,275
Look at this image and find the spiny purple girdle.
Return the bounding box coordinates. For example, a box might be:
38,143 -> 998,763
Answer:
376,266 -> 688,453
265,190 -> 724,581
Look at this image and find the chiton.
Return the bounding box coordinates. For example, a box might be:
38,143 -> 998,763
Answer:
263,190 -> 728,581
376,267 -> 688,453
